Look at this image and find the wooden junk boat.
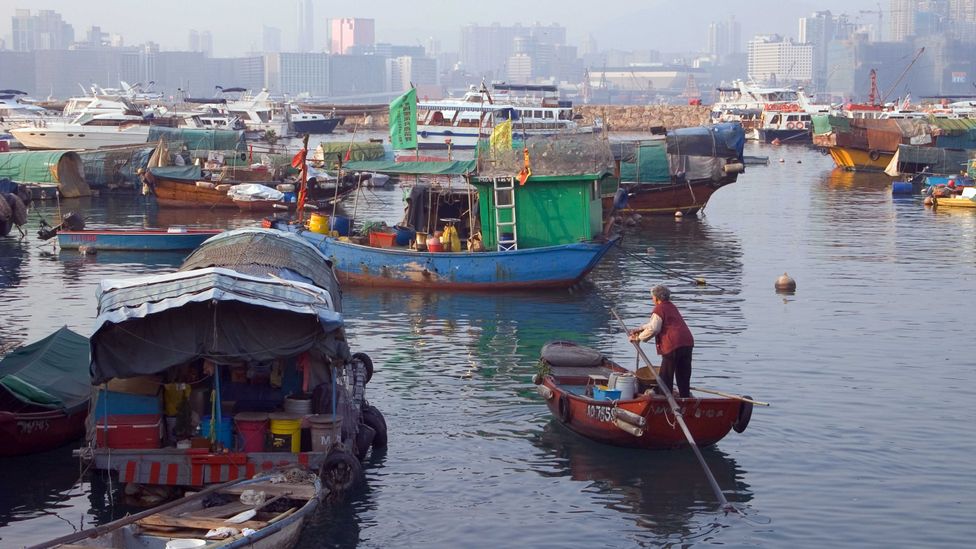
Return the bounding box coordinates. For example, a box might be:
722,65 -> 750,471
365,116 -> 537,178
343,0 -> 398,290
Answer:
534,341 -> 753,449
32,471 -> 321,549
84,228 -> 386,495
0,326 -> 90,456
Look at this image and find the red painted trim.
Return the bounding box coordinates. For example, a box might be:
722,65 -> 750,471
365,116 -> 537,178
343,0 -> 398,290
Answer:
148,461 -> 161,484
298,453 -> 309,467
262,460 -> 273,470
246,463 -> 255,479
227,465 -> 239,480
166,463 -> 179,485
209,463 -> 221,482
124,461 -> 136,483
191,464 -> 203,486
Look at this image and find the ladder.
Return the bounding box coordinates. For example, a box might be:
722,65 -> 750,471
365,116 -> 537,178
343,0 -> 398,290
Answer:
493,177 -> 518,251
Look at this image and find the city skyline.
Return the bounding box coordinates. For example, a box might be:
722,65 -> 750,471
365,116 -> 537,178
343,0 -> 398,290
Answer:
2,0 -> 883,57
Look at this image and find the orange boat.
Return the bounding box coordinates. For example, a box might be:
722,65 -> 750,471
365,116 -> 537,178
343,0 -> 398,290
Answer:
147,166 -> 237,209
534,341 -> 753,450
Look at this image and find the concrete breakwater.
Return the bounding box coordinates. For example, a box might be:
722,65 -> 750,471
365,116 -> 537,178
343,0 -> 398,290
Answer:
328,105 -> 712,133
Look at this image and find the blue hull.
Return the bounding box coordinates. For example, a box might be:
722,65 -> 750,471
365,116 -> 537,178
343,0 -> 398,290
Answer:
291,117 -> 341,134
759,128 -> 811,144
58,230 -> 221,251
276,223 -> 618,289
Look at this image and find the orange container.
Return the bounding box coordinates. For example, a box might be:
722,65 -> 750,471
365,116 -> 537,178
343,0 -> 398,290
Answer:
369,230 -> 397,248
426,239 -> 444,252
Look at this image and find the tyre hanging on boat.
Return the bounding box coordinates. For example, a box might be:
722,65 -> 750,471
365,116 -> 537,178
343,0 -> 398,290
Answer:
354,424 -> 376,461
557,394 -> 572,423
320,448 -> 364,494
362,404 -> 388,449
732,397 -> 754,433
353,352 -> 374,384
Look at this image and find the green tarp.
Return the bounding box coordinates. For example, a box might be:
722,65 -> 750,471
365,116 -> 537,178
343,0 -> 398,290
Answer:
148,165 -> 203,180
316,142 -> 387,163
147,127 -> 245,152
812,114 -> 850,135
619,141 -> 670,183
343,159 -> 476,175
0,150 -> 91,197
0,326 -> 90,411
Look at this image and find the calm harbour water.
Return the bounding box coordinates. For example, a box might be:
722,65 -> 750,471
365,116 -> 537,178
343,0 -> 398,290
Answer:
1,143 -> 974,548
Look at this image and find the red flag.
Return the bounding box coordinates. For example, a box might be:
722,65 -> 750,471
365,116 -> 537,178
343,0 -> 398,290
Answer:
291,149 -> 307,169
344,148 -> 352,162
517,148 -> 531,186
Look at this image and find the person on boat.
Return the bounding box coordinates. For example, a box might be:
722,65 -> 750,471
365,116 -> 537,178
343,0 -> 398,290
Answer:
628,285 -> 695,398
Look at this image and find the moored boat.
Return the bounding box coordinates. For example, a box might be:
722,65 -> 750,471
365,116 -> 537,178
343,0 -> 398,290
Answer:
147,165 -> 238,209
0,326 -> 90,456
32,471 -> 322,549
534,341 -> 753,450
53,227 -> 222,251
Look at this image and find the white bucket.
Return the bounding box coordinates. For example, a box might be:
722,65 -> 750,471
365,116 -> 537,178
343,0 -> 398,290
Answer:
165,539 -> 206,549
284,394 -> 313,415
607,373 -> 620,390
615,374 -> 637,400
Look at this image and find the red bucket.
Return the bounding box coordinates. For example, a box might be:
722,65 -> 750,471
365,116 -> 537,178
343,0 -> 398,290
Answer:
234,412 -> 269,452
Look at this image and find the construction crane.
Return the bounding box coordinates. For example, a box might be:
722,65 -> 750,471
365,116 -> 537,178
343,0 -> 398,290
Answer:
859,2 -> 883,42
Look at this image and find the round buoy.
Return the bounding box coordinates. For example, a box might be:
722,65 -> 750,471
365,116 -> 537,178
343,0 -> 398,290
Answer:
796,160 -> 802,164
674,210 -> 683,218
775,272 -> 796,292
778,158 -> 785,163
79,245 -> 97,256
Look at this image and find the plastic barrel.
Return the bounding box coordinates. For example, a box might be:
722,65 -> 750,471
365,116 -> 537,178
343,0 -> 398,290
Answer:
284,394 -> 313,415
201,415 -> 233,448
269,412 -> 303,453
309,213 -> 329,234
308,414 -> 343,452
394,225 -> 415,246
892,181 -> 914,195
616,375 -> 637,400
234,412 -> 269,452
329,215 -> 352,236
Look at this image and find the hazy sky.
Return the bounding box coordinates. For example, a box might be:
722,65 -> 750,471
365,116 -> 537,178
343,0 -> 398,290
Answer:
3,0 -> 882,57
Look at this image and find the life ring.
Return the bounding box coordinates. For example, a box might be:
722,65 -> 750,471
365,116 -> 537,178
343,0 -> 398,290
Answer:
420,130 -> 428,139
362,404 -> 388,449
732,397 -> 754,434
786,122 -> 796,130
868,150 -> 882,161
557,394 -> 572,423
352,352 -> 373,384
319,449 -> 364,494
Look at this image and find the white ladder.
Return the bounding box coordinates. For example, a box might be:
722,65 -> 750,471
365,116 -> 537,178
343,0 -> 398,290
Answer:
493,177 -> 518,251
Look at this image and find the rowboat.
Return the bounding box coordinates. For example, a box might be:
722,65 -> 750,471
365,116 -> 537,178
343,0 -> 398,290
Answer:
57,228 -> 222,251
933,187 -> 976,208
0,326 -> 90,456
31,472 -> 322,549
147,166 -> 237,209
534,341 -> 753,450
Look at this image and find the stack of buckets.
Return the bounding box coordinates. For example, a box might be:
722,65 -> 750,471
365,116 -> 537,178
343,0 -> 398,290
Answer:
308,212 -> 351,237
228,394 -> 344,453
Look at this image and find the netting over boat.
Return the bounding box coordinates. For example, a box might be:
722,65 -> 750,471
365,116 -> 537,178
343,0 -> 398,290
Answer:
477,132 -> 615,177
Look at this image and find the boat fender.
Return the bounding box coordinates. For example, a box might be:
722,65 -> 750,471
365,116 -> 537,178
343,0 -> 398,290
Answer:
557,394 -> 572,423
612,418 -> 644,437
868,150 -> 881,161
536,385 -> 554,400
354,423 -> 375,461
612,407 -> 646,428
722,163 -> 745,174
319,449 -> 364,494
420,130 -> 428,139
362,404 -> 388,449
352,352 -> 374,384
733,397 -> 754,433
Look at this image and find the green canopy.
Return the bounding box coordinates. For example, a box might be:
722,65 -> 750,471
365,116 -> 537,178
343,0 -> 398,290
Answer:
619,140 -> 670,183
0,326 -> 90,411
0,150 -> 91,197
148,165 -> 203,180
147,127 -> 245,152
343,159 -> 476,175
316,141 -> 387,163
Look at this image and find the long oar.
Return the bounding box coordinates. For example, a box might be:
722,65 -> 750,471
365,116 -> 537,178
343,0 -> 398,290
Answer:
610,308 -> 735,513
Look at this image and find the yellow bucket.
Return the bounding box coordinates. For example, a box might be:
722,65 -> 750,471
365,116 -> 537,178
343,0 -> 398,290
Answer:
269,412 -> 303,453
308,213 -> 329,235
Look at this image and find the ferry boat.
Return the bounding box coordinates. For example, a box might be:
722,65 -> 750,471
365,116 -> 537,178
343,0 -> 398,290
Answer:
415,84 -> 597,150
712,80 -> 827,142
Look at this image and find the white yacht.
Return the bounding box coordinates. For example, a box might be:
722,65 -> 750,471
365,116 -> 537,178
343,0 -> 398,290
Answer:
10,99 -> 152,150
0,90 -> 55,131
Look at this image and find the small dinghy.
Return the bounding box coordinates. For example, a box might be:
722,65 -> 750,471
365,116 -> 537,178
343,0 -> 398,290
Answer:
534,341 -> 754,450
31,470 -> 322,549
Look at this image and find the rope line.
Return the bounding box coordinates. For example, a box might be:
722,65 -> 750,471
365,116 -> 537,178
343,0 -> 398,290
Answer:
619,248 -> 731,293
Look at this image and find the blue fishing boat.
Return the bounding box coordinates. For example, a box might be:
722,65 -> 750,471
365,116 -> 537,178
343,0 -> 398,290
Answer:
56,228 -> 222,251
273,135 -> 620,290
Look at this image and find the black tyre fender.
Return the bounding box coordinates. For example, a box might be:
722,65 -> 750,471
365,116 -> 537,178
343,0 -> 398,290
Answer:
733,397 -> 753,434
868,150 -> 881,161
319,449 -> 364,493
362,404 -> 388,449
352,352 -> 374,384
557,394 -> 572,423
0,218 -> 11,237
354,424 -> 376,461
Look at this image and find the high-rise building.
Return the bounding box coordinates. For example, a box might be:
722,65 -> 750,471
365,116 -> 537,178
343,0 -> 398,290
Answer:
890,0 -> 918,41
388,55 -> 438,92
297,0 -> 313,52
188,30 -> 200,52
11,9 -> 74,51
949,0 -> 976,20
329,18 -> 375,55
459,23 -> 566,79
201,31 -> 213,57
800,11 -> 856,91
264,52 -> 329,96
747,35 -> 814,84
707,16 -> 742,59
263,26 -> 282,53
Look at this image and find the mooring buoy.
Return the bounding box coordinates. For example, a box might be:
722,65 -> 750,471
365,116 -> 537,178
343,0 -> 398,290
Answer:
674,210 -> 683,218
775,272 -> 796,292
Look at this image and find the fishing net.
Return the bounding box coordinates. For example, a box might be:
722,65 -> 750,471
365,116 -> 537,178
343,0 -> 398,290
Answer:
477,132 -> 615,178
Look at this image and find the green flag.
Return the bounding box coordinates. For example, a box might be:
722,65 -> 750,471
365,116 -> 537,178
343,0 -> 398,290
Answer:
389,88 -> 418,150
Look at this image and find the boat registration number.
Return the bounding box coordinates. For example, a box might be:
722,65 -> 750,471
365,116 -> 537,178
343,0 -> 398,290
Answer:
585,405 -> 615,423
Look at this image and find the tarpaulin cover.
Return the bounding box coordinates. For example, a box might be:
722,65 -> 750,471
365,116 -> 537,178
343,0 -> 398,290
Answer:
866,128 -> 903,152
812,114 -> 849,135
343,159 -> 476,175
227,183 -> 283,201
0,326 -> 90,411
147,127 -> 245,152
148,165 -> 202,180
77,146 -> 155,189
896,144 -> 974,174
617,140 -> 670,183
0,150 -> 91,197
315,141 -> 387,163
666,123 -> 745,161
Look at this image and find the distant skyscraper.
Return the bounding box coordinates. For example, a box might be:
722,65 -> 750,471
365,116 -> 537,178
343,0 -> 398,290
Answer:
201,31 -> 213,57
707,16 -> 741,59
949,0 -> 976,20
329,18 -> 375,55
263,26 -> 282,53
11,9 -> 74,51
890,0 -> 918,41
188,29 -> 200,52
747,35 -> 814,84
459,22 -> 565,78
297,0 -> 313,52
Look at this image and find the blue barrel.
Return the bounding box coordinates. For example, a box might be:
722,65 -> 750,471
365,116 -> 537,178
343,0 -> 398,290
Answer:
329,215 -> 351,236
394,225 -> 415,246
892,181 -> 914,195
282,191 -> 296,204
201,415 -> 233,448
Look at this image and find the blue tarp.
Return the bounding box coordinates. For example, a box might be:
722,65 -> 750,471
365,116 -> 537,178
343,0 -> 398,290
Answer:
667,123 -> 745,161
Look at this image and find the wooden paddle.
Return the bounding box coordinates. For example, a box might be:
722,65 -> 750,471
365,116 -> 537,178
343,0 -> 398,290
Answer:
611,308 -> 736,513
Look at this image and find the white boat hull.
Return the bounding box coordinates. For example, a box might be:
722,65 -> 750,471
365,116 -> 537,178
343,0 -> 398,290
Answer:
10,125 -> 151,150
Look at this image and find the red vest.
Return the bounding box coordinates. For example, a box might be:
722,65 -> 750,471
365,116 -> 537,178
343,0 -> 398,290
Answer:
652,300 -> 694,355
